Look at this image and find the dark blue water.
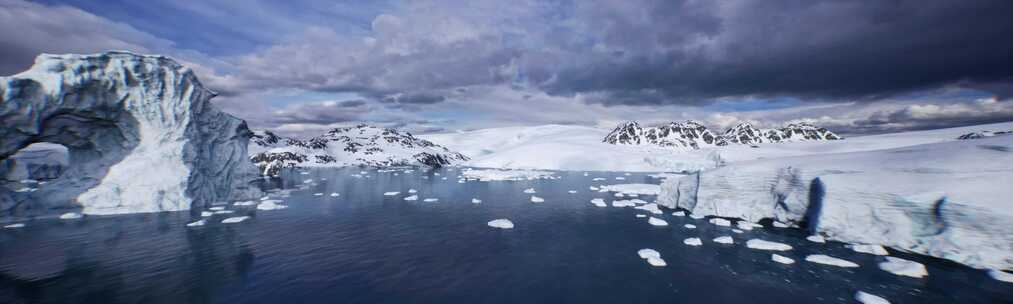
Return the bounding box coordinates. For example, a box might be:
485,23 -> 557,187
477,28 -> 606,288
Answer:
1,168 -> 1011,304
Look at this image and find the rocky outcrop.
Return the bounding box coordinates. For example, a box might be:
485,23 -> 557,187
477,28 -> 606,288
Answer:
605,121 -> 841,149
249,125 -> 469,175
0,51 -> 262,216
957,130 -> 1012,140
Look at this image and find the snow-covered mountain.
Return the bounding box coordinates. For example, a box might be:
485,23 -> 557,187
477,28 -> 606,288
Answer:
956,129 -> 1012,140
605,121 -> 841,149
0,51 -> 262,216
249,124 -> 468,176
603,121 -> 726,149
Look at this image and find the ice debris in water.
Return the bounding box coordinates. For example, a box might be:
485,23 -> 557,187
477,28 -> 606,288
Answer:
737,221 -> 761,231
4,223 -> 25,229
988,269 -> 1013,283
404,195 -> 419,201
590,198 -> 607,207
487,219 -> 514,229
636,214 -> 647,218
713,236 -> 734,244
850,244 -> 889,256
648,217 -> 668,226
214,210 -> 234,214
634,203 -> 663,214
329,192 -> 340,197
313,193 -> 323,196
746,239 -> 793,251
878,257 -> 927,278
589,186 -> 599,191
523,188 -> 537,194
805,254 -> 859,268
612,200 -> 637,208
683,238 -> 703,246
568,190 -> 578,194
472,198 -> 482,204
408,189 -> 418,193
672,211 -> 685,217
201,211 -> 214,217
530,196 -> 545,203
806,235 -> 826,243
771,254 -> 795,264
257,200 -> 288,210
423,198 -> 439,202
186,220 -> 206,227
209,206 -> 225,211
59,212 -> 82,220
854,291 -> 890,304
709,218 -> 731,227
637,249 -> 666,267
233,200 -> 257,206
221,216 -> 250,224
684,224 -> 696,229
383,191 -> 400,196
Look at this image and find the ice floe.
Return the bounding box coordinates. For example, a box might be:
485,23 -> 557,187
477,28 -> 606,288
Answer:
988,269 -> 1013,283
530,196 -> 545,203
684,224 -> 696,229
634,203 -> 663,214
313,193 -> 323,196
201,211 -> 213,217
805,254 -> 859,268
589,186 -> 599,191
850,244 -> 889,256
329,192 -> 340,197
878,257 -> 927,278
523,188 -> 537,194
461,168 -> 555,181
383,191 -> 400,196
593,178 -> 607,181
221,216 -> 250,224
59,212 -> 82,220
404,195 -> 419,201
737,221 -> 761,231
637,249 -> 666,267
648,217 -> 668,226
636,214 -> 646,218
709,218 -> 731,227
612,200 -> 638,208
672,211 -> 685,216
213,210 -> 235,214
423,198 -> 439,202
772,221 -> 790,228
3,223 -> 25,229
713,236 -> 734,244
854,291 -> 890,304
257,200 -> 288,210
408,189 -> 418,193
186,220 -> 206,227
771,254 -> 795,264
568,190 -> 578,194
598,184 -> 661,196
209,206 -> 226,211
746,239 -> 793,251
233,200 -> 257,206
472,198 -> 482,204
683,238 -> 703,246
806,235 -> 826,243
487,219 -> 514,229
590,198 -> 607,207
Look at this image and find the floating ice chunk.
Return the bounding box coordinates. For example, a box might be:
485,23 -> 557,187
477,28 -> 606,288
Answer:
805,254 -> 859,268
613,193 -> 624,198
732,229 -> 743,233
3,223 -> 25,229
672,211 -> 685,217
713,236 -> 734,244
646,257 -> 667,267
201,211 -> 213,217
709,218 -> 731,227
260,196 -> 271,201
186,220 -> 206,227
589,186 -> 599,191
14,187 -> 36,192
684,224 -> 696,229
488,219 -> 514,229
772,254 -> 795,264
636,214 -> 647,218
523,188 -> 537,194
233,200 -> 257,206
638,249 -> 661,259
530,196 -> 545,203
441,177 -> 447,180
404,195 -> 419,201
59,212 -> 82,220
408,189 -> 418,194
423,198 -> 439,202
313,193 -> 323,196
806,235 -> 826,243
568,190 -> 578,194
590,198 -> 607,207
772,221 -> 789,228
689,214 -> 704,220
684,238 -> 703,246
329,192 -> 340,197
472,198 -> 482,204
615,177 -> 626,180
299,171 -> 310,175
988,269 -> 1013,283
648,217 -> 668,226
592,178 -> 606,181
383,191 -> 400,196
209,206 -> 225,211
737,221 -> 761,231
878,257 -> 927,278
214,210 -> 235,214
850,244 -> 889,256
458,180 -> 465,183
855,291 -> 890,304
634,203 -> 663,214
746,239 -> 793,251
612,200 -> 637,207
222,216 -> 250,224
303,179 -> 314,184
257,200 -> 288,210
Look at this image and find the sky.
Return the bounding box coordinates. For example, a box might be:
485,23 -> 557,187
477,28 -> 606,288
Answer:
2,0 -> 1013,137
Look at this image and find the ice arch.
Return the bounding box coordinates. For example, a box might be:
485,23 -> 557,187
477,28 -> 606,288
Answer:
0,52 -> 261,216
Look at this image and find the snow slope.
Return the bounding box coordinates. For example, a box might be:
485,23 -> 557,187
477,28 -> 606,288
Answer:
658,121 -> 1013,270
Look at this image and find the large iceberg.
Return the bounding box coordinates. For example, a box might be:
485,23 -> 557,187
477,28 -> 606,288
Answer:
658,126 -> 1013,270
1,52 -> 262,216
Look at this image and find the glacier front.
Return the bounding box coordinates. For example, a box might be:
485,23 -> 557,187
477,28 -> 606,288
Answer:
1,51 -> 262,216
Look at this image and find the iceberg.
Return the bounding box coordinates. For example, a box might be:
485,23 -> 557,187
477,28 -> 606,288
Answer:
0,52 -> 262,216
638,249 -> 661,259
683,238 -> 703,246
647,217 -> 668,226
805,254 -> 859,268
713,236 -> 734,244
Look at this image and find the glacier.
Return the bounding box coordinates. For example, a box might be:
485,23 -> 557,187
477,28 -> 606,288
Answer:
658,122 -> 1013,270
0,51 -> 262,216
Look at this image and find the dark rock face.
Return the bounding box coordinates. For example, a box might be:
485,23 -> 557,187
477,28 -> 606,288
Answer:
604,121 -> 842,150
957,130 -> 1012,140
249,124 -> 468,175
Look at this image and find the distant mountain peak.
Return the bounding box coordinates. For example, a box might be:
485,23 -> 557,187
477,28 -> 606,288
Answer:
604,120 -> 842,149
